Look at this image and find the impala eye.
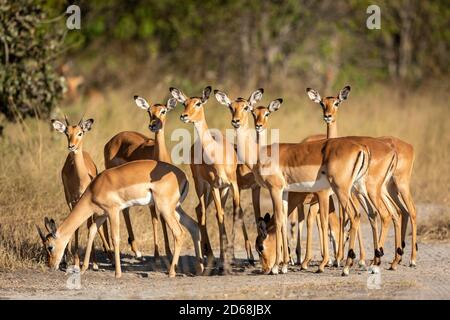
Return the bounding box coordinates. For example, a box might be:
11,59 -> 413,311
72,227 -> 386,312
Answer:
244,106 -> 249,111
195,102 -> 202,108
78,132 -> 83,137
47,245 -> 54,252
160,109 -> 166,115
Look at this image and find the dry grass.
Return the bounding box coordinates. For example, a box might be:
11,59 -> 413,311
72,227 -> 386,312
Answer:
0,82 -> 449,270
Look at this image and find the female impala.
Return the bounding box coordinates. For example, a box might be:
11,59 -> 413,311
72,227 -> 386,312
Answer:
213,89 -> 341,268
51,116 -> 110,270
37,160 -> 204,278
215,92 -> 371,274
306,86 -> 405,269
170,86 -> 254,269
102,97 -> 178,259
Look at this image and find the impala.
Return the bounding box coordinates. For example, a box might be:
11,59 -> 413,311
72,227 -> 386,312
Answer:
307,86 -> 407,270
213,89 -> 340,268
215,91 -> 371,274
50,116 -> 110,270
37,160 -> 204,278
170,86 -> 254,270
102,97 -> 179,259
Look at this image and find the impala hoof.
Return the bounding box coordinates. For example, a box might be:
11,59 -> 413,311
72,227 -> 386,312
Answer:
271,265 -> 279,275
196,262 -> 205,275
409,261 -> 416,268
342,267 -> 350,276
358,260 -> 367,270
135,251 -> 143,259
316,268 -> 324,274
92,263 -> 99,271
281,264 -> 288,274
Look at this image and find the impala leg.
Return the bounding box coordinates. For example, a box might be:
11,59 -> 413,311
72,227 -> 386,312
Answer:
351,197 -> 366,267
398,185 -> 417,267
342,200 -> 359,276
296,205 -> 305,265
382,192 -> 403,270
122,208 -> 141,258
281,191 -> 290,273
251,186 -> 261,223
176,206 -> 204,275
97,217 -> 111,253
329,211 -> 340,265
73,228 -> 80,268
160,217 -> 172,258
336,204 -> 345,265
361,193 -> 380,266
268,187 -> 284,275
109,210 -> 122,279
232,182 -> 254,265
148,204 -> 161,259
317,192 -> 330,273
211,187 -> 229,271
81,215 -> 107,273
302,203 -> 317,270
86,217 -> 99,271
160,207 -> 185,278
195,186 -> 214,262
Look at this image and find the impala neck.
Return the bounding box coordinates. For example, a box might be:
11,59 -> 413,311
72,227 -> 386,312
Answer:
235,126 -> 259,169
327,121 -> 338,139
56,191 -> 97,244
154,128 -> 171,163
72,142 -> 89,180
194,119 -> 216,151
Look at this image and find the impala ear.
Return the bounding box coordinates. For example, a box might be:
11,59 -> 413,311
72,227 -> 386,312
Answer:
166,97 -> 177,111
134,95 -> 150,110
338,85 -> 351,102
169,87 -> 187,103
51,120 -> 66,133
214,90 -> 232,106
306,88 -> 322,104
249,88 -> 264,106
263,212 -> 271,224
44,217 -> 57,236
36,225 -> 46,242
268,99 -> 283,113
80,119 -> 94,132
201,86 -> 212,103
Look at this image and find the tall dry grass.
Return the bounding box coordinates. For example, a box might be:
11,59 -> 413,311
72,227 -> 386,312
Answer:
0,83 -> 449,270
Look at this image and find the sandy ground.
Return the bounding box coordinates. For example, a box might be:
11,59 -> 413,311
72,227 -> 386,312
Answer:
1,216 -> 449,300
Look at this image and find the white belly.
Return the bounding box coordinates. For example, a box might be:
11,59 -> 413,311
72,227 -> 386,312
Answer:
120,192 -> 153,209
285,175 -> 331,193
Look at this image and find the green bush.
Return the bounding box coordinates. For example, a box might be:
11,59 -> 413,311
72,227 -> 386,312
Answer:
0,0 -> 64,121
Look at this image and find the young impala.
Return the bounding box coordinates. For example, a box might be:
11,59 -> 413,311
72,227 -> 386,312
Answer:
50,116 -> 110,270
170,86 -> 254,270
37,160 -> 204,278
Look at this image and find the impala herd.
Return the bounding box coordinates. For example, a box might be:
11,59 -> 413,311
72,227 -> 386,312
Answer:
37,85 -> 417,279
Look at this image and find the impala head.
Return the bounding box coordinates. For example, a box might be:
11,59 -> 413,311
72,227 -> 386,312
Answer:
134,95 -> 177,132
36,217 -> 65,270
306,85 -> 351,124
51,116 -> 94,152
252,99 -> 283,133
255,213 -> 276,274
214,88 -> 264,129
170,86 -> 212,123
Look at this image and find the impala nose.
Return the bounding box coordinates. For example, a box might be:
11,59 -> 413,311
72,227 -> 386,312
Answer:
180,114 -> 189,123
255,124 -> 263,132
68,144 -> 76,151
231,119 -> 240,128
323,114 -> 333,123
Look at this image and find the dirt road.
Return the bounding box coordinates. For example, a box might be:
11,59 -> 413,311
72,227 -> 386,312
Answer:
1,217 -> 449,299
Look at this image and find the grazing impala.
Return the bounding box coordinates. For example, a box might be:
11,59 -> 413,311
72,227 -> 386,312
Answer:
307,86 -> 407,270
170,86 -> 254,269
215,92 -> 371,274
37,160 -> 204,278
51,116 -> 110,270
102,96 -> 179,259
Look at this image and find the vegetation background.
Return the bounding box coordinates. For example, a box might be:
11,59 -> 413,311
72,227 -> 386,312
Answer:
0,0 -> 449,270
